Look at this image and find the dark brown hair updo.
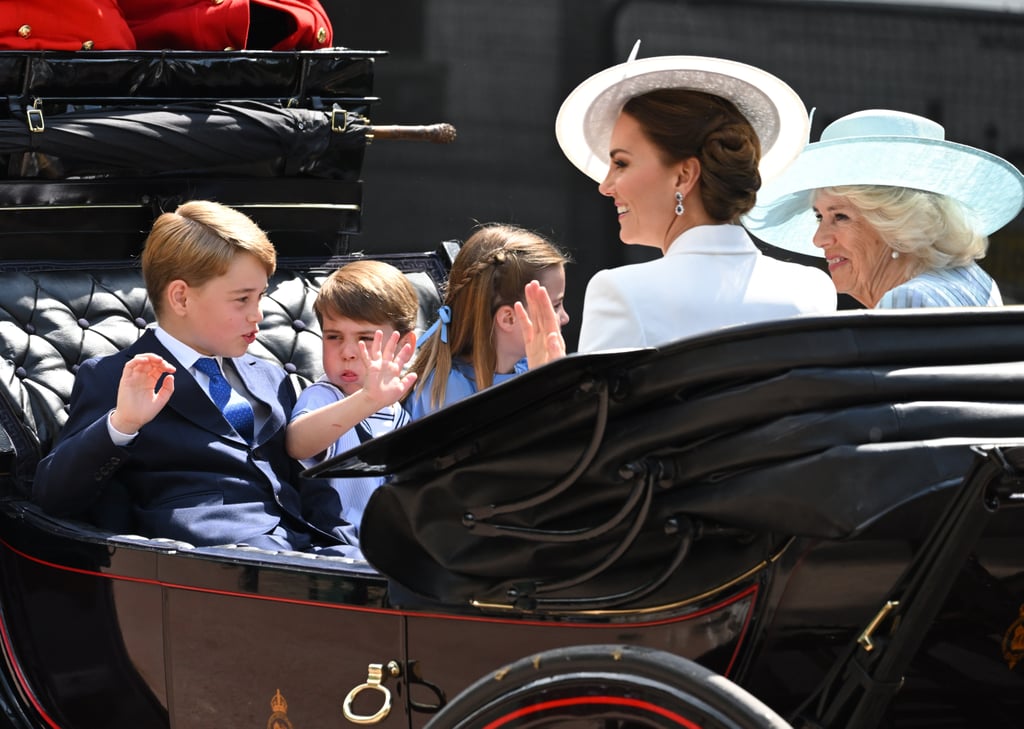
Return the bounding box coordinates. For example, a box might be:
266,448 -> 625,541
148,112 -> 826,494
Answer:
622,89 -> 762,222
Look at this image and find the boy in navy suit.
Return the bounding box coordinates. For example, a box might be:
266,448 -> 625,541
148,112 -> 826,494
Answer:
33,200 -> 355,555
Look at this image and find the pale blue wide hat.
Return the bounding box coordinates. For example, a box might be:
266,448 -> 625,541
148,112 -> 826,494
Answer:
743,109 -> 1024,257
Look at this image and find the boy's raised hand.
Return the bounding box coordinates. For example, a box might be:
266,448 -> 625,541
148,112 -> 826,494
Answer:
359,330 -> 418,408
111,353 -> 177,434
517,280 -> 566,369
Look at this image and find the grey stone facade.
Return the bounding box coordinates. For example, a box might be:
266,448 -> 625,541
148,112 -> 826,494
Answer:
324,0 -> 1024,337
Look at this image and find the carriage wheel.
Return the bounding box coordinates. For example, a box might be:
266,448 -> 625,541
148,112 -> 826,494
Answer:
423,644 -> 792,729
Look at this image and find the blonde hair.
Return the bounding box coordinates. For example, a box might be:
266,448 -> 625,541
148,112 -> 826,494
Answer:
822,185 -> 988,273
142,200 -> 276,319
314,260 -> 418,335
409,223 -> 568,409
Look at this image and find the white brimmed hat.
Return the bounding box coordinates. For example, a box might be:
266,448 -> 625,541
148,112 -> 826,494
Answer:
555,44 -> 810,185
743,109 -> 1024,256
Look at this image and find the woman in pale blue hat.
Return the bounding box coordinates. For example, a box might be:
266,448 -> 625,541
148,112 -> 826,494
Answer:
744,109 -> 1024,308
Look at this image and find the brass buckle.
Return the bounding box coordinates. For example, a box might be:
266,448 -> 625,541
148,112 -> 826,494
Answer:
330,107 -> 348,133
26,103 -> 44,133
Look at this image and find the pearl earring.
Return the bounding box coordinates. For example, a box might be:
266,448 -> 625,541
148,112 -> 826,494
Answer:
674,191 -> 684,216
891,250 -> 900,259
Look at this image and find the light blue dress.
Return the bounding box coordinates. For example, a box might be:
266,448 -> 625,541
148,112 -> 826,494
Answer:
407,357 -> 529,420
876,263 -> 1002,309
291,376 -> 410,545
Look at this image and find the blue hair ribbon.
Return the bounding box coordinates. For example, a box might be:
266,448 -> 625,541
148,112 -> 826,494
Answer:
418,305 -> 451,348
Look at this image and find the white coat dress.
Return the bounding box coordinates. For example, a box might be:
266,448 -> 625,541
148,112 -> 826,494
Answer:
577,224 -> 837,352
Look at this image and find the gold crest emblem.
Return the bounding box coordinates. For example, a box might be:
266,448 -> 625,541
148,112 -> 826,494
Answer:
267,689 -> 295,729
1002,604 -> 1024,670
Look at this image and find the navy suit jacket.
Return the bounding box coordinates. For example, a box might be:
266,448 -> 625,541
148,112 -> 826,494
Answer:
32,330 -> 336,547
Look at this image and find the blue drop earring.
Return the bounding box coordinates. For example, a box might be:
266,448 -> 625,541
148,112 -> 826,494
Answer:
674,191 -> 684,216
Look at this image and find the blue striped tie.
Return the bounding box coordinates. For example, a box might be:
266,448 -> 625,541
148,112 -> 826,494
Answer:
194,357 -> 255,442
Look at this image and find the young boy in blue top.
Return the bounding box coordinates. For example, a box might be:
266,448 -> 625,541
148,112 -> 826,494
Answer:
286,260 -> 419,545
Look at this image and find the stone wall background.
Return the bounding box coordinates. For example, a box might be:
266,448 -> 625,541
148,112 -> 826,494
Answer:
322,0 -> 1024,343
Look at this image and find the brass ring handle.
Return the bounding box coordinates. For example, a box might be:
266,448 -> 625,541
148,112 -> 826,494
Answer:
342,663 -> 395,725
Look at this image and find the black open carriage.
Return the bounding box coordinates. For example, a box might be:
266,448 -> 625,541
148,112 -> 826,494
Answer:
0,48 -> 1021,729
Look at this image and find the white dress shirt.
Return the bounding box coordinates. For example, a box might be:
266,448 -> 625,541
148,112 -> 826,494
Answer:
108,326 -> 267,442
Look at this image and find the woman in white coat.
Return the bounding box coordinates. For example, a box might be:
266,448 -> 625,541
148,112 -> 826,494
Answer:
526,49 -> 836,356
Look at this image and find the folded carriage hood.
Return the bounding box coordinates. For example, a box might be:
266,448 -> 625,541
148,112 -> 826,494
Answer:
307,307 -> 1024,601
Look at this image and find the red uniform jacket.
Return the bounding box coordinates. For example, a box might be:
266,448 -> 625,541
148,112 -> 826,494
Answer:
0,0 -> 136,50
0,0 -> 333,52
118,0 -> 333,51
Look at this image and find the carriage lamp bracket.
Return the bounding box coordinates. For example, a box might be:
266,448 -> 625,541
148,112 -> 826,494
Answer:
857,600 -> 900,652
342,661 -> 400,725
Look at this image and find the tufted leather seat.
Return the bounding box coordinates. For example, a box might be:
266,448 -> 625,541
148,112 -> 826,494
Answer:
0,252 -> 448,513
